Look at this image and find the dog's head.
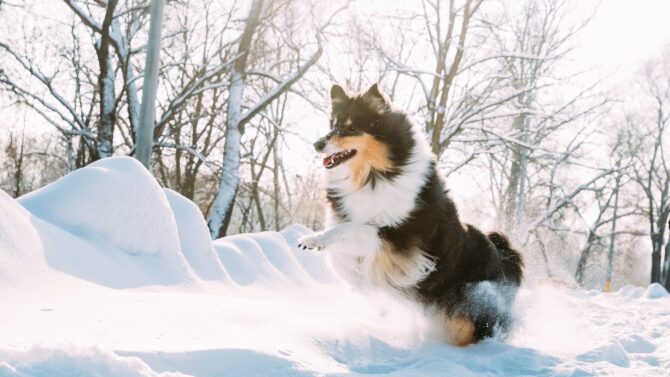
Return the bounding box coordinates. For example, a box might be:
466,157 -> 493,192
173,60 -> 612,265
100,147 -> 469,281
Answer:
314,83 -> 414,188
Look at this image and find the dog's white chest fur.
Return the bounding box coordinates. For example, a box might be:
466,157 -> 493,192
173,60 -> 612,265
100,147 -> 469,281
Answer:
341,169 -> 426,226
306,134 -> 436,290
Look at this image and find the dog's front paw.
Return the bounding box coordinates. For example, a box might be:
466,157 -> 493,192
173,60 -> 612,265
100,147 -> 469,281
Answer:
297,233 -> 327,251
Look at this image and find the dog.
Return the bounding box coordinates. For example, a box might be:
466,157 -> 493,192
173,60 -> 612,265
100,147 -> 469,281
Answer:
298,83 -> 523,346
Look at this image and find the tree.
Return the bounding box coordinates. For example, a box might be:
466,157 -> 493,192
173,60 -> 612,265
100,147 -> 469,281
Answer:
207,0 -> 346,238
627,49 -> 670,287
356,0 -> 491,158
487,0 -> 597,234
136,0 -> 165,170
95,0 -> 119,159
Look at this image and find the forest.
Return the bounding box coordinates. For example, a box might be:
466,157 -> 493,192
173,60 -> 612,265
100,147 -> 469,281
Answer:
0,0 -> 669,290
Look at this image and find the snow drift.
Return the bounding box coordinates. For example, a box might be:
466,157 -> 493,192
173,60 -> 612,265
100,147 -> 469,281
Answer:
19,157 -> 180,258
1,156 -> 669,376
0,190 -> 47,283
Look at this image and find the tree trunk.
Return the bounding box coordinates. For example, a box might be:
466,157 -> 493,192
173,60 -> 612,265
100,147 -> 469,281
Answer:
273,144 -> 281,231
604,173 -> 621,291
503,96 -> 532,234
208,78 -> 245,236
652,213 -> 669,283
207,0 -> 324,238
136,0 -> 165,170
208,0 -> 264,238
95,0 -> 119,160
575,229 -> 597,285
664,219 -> 670,289
429,0 -> 475,156
651,233 -> 663,283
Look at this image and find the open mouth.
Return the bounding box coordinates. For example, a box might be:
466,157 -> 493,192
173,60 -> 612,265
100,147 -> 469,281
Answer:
323,149 -> 357,169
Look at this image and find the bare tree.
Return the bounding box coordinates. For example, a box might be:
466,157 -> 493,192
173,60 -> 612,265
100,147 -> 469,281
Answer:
207,0 -> 347,238
626,50 -> 670,287
486,0 -> 598,233
136,0 -> 165,169
0,129 -> 68,197
355,0 -> 492,157
95,0 -> 119,159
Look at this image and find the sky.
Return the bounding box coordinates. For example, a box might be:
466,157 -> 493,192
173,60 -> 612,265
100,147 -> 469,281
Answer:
567,0 -> 670,81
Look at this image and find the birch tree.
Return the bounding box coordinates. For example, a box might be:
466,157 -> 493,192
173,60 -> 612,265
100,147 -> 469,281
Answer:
207,0 -> 346,238
135,0 -> 165,169
153,1 -> 244,209
95,0 -> 119,159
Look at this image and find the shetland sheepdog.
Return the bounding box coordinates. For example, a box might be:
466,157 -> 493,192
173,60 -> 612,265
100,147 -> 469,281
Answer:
298,83 -> 523,346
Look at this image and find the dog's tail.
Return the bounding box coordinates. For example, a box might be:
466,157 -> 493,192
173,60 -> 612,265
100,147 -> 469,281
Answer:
487,232 -> 523,286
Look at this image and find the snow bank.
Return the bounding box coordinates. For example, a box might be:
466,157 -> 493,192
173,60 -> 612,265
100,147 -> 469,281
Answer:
0,190 -> 46,282
213,224 -> 338,287
4,156 -> 338,289
19,157 -> 181,258
0,346 -> 186,377
644,283 -> 669,299
164,189 -> 228,281
13,157 -> 200,288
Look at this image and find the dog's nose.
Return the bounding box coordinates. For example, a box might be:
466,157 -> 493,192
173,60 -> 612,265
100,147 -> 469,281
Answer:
313,138 -> 326,152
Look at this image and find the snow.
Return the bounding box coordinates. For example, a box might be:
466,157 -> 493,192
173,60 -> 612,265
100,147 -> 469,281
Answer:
1,156 -> 669,376
164,189 -> 228,281
18,158 -> 181,258
0,190 -> 47,283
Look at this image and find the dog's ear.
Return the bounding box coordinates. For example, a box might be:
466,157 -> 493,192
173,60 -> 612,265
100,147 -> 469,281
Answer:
330,84 -> 349,108
363,83 -> 389,112
365,83 -> 384,100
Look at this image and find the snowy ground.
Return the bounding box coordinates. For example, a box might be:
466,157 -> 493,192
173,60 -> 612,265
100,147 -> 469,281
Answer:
1,157 -> 669,377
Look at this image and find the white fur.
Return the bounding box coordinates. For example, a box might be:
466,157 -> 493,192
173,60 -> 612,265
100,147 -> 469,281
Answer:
299,222 -> 381,288
300,123 -> 436,291
298,221 -> 435,290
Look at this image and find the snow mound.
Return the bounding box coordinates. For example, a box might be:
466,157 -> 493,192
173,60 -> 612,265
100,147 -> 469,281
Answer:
644,283 -> 669,299
19,157 -> 180,257
30,212 -> 195,289
0,190 -> 47,282
577,341 -> 630,368
165,189 -> 229,281
280,225 -> 340,284
13,157 -> 199,288
0,346 -> 186,377
213,225 -> 337,286
5,156 -> 340,289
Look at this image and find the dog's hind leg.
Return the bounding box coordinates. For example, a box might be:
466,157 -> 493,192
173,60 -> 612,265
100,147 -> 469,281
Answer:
445,316 -> 476,347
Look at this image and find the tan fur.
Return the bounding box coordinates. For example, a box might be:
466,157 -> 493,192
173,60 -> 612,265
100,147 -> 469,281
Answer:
445,316 -> 475,347
370,241 -> 435,289
332,134 -> 393,188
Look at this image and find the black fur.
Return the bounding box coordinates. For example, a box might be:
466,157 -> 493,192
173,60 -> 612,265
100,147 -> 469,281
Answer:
324,84 -> 524,343
326,85 -> 415,182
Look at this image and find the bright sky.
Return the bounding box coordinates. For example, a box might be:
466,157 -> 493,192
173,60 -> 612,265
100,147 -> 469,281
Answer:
568,0 -> 670,81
